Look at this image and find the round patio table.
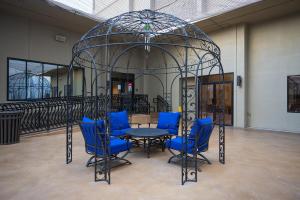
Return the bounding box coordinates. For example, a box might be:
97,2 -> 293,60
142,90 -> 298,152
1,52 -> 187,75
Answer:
125,128 -> 169,158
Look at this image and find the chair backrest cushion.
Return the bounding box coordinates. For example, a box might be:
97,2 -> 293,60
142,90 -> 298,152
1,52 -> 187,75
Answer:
82,116 -> 105,133
79,121 -> 102,154
189,117 -> 214,150
109,111 -> 130,131
157,112 -> 181,130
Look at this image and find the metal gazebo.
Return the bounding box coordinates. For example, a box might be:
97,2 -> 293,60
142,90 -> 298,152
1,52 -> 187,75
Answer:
66,9 -> 225,185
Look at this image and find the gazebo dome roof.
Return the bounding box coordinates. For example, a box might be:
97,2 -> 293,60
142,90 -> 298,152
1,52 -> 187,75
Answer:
72,9 -> 220,60
84,10 -> 211,40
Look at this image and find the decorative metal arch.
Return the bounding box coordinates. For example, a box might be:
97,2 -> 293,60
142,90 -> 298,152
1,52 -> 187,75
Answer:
66,9 -> 225,185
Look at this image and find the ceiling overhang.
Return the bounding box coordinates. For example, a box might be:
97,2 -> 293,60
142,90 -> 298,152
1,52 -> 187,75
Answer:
0,0 -> 299,34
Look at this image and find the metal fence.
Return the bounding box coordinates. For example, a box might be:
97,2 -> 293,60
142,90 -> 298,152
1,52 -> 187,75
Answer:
153,95 -> 170,112
0,95 -> 150,135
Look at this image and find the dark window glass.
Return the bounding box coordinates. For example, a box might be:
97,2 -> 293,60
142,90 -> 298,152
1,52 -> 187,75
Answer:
73,68 -> 83,96
58,65 -> 68,97
288,75 -> 300,113
64,84 -> 72,96
8,59 -> 26,100
27,62 -> 43,99
7,58 -> 83,100
43,64 -> 58,98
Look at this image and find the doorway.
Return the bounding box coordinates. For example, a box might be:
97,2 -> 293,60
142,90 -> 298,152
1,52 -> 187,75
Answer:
111,72 -> 134,95
199,73 -> 234,126
111,72 -> 135,111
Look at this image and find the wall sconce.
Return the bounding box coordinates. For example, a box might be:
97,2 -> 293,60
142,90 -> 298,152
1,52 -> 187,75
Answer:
55,34 -> 67,43
237,75 -> 242,87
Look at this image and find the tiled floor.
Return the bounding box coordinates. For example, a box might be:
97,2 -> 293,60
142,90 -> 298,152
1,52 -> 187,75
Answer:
0,127 -> 299,200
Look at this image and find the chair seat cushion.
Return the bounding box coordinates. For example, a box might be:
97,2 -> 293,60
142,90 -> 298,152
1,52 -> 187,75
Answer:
165,136 -> 194,154
87,137 -> 132,155
109,138 -> 132,155
111,128 -> 132,137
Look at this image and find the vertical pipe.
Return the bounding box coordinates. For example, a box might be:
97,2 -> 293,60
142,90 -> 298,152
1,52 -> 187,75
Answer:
185,47 -> 188,184
105,34 -> 111,184
219,64 -> 225,164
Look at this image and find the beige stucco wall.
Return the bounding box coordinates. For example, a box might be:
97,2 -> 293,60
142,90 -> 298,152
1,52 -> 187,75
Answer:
1,10 -> 299,133
143,13 -> 300,133
247,13 -> 300,133
0,12 -> 81,102
144,24 -> 247,127
210,25 -> 247,128
0,12 -> 143,102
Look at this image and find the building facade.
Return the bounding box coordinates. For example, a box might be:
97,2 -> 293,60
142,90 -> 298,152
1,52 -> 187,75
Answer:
0,0 -> 299,133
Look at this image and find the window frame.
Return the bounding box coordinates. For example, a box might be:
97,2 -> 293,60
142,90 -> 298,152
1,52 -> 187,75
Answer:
7,57 -> 84,101
287,75 -> 300,113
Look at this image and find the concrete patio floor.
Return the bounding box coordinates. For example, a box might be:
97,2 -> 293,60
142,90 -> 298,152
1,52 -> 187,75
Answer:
0,127 -> 300,200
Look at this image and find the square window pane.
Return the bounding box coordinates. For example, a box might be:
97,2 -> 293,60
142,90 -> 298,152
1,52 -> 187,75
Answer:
27,62 -> 43,99
58,65 -> 68,97
73,67 -> 83,96
8,59 -> 26,100
288,75 -> 300,113
43,64 -> 57,98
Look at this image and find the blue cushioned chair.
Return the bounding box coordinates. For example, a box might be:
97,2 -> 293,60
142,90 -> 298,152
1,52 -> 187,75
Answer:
108,111 -> 132,137
157,112 -> 181,135
165,117 -> 214,170
79,116 -> 132,168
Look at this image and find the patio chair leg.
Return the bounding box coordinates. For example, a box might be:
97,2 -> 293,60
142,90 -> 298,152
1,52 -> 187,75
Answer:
197,166 -> 202,172
168,154 -> 177,163
168,148 -> 177,156
119,150 -> 130,159
147,138 -> 151,158
111,155 -> 132,165
116,157 -> 132,165
167,148 -> 182,163
160,137 -> 165,152
86,155 -> 95,167
198,153 -> 211,164
97,155 -> 132,174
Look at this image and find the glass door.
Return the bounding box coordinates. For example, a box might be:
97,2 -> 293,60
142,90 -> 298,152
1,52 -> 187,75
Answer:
199,73 -> 233,126
200,84 -> 214,120
215,82 -> 233,125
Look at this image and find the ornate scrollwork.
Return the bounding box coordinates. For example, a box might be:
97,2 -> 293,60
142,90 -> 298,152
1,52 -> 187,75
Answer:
66,9 -> 225,185
219,125 -> 225,164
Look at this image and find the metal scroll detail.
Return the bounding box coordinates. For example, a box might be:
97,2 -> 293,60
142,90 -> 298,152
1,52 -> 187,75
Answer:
219,121 -> 225,164
0,95 -> 150,135
66,98 -> 73,164
182,84 -> 197,184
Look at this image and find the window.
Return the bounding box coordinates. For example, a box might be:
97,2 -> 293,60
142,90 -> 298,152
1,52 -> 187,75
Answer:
7,58 -> 83,101
288,75 -> 300,113
27,62 -> 43,99
8,59 -> 26,100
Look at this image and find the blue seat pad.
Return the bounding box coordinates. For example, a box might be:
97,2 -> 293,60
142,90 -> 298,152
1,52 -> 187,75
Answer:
165,136 -> 195,154
87,137 -> 132,155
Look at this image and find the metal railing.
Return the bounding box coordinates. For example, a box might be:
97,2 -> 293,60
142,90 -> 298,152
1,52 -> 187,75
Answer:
153,95 -> 170,112
0,95 -> 150,135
